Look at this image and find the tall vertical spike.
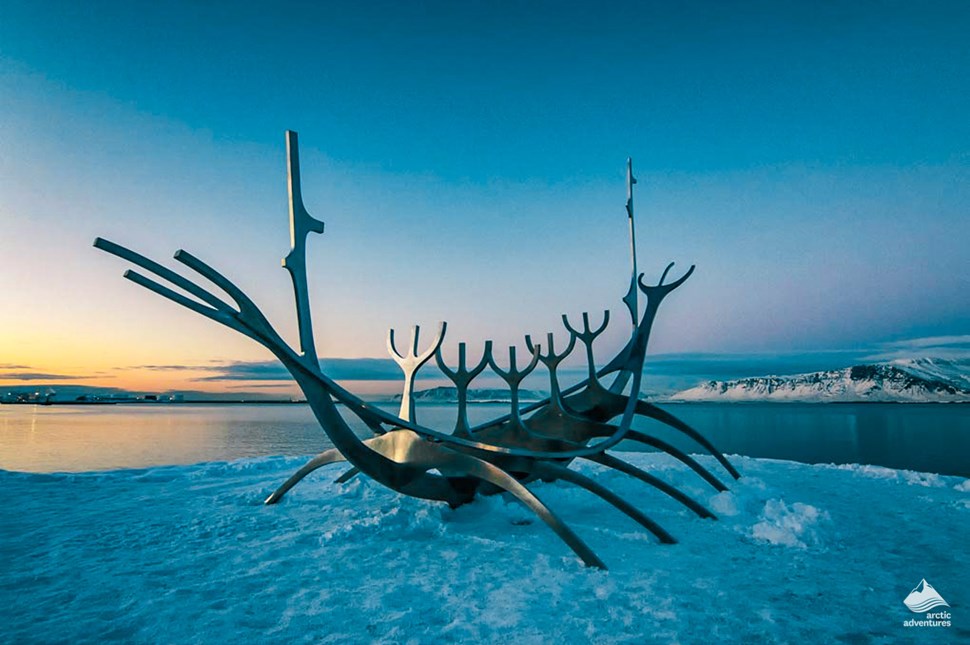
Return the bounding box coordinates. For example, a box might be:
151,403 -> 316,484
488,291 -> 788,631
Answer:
621,157 -> 639,327
282,131 -> 326,367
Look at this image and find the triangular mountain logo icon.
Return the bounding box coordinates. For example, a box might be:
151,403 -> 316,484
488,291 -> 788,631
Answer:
903,579 -> 950,613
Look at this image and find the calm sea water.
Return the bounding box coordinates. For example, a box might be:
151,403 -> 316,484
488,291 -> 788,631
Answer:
0,402 -> 967,476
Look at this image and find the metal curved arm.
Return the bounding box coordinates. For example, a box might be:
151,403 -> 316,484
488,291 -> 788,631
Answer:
586,452 -> 716,520
95,238 -> 291,352
95,238 -> 234,313
529,461 -> 676,544
173,249 -> 285,345
637,263 -> 695,300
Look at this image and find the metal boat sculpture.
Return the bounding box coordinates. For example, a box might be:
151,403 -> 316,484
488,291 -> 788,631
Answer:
95,132 -> 740,569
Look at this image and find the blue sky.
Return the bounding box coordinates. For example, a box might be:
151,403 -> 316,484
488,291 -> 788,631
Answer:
0,1 -> 968,395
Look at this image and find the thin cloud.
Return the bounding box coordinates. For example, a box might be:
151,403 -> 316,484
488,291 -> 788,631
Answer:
112,359 -> 412,382
192,361 -> 291,381
880,335 -> 970,348
188,358 -> 442,382
0,372 -> 94,381
225,383 -> 296,389
115,364 -> 217,371
102,336 -> 969,391
0,364 -> 31,370
863,335 -> 970,361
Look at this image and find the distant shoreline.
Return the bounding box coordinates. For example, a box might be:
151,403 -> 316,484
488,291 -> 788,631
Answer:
0,400 -> 307,406
1,399 -> 966,407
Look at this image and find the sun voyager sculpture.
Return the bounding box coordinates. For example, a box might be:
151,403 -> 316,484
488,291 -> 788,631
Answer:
95,131 -> 740,569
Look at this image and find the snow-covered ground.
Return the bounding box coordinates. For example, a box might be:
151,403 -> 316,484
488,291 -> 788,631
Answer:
1,453 -> 967,643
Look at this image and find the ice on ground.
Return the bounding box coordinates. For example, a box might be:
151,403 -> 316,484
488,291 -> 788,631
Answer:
1,453 -> 967,644
750,499 -> 828,548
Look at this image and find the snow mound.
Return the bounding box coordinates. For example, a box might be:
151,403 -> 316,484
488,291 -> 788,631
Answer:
751,499 -> 828,548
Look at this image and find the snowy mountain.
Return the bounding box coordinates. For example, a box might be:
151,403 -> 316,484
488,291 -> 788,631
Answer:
670,358 -> 970,403
392,386 -> 547,404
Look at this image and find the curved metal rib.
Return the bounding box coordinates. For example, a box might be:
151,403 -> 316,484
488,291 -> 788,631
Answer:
94,238 -> 235,313
530,462 -> 675,544
453,454 -> 606,569
265,448 -> 348,504
171,249 -> 288,345
624,430 -> 727,492
334,466 -> 359,484
635,401 -> 740,480
543,375 -> 739,483
324,428 -> 606,567
522,396 -> 728,493
585,453 -> 716,520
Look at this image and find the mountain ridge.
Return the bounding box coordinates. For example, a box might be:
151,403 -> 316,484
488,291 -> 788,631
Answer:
670,357 -> 970,403
391,386 -> 547,404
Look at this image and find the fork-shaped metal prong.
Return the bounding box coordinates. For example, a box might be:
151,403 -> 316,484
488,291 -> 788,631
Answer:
436,341 -> 492,437
525,331 -> 576,413
388,322 -> 448,422
486,343 -> 541,428
562,310 -> 610,384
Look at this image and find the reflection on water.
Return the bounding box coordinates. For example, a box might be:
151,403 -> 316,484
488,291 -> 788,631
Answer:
649,403 -> 970,478
0,405 -> 337,473
1,402 -> 967,476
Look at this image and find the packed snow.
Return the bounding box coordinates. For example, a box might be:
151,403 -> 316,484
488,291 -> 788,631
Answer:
1,453 -> 967,643
671,357 -> 970,402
